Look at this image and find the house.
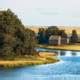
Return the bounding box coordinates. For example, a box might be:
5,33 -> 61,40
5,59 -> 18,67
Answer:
49,35 -> 69,45
49,35 -> 61,45
61,37 -> 69,45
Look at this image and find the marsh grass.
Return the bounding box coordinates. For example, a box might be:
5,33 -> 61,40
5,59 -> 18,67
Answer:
0,55 -> 59,68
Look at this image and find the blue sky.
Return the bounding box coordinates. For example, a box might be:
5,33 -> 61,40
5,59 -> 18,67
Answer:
0,0 -> 80,26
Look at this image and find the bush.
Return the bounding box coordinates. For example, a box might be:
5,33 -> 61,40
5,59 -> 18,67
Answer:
0,9 -> 37,59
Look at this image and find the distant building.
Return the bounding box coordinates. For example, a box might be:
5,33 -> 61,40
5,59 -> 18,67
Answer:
61,37 -> 69,45
49,35 -> 61,45
49,35 -> 69,45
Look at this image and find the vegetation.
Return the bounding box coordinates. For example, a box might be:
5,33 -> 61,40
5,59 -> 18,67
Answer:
37,26 -> 79,45
0,9 -> 59,68
38,44 -> 80,51
37,26 -> 68,44
0,55 -> 59,68
37,26 -> 59,44
59,30 -> 67,38
0,9 -> 37,60
70,30 -> 78,44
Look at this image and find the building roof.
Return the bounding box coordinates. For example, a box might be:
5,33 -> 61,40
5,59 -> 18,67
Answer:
49,35 -> 61,40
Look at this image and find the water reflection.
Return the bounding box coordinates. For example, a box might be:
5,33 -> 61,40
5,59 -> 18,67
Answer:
72,52 -> 77,56
37,48 -> 80,56
60,51 -> 66,56
76,52 -> 80,56
57,51 -> 80,56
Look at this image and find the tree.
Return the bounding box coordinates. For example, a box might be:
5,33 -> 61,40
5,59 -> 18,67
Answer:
37,26 -> 59,44
37,28 -> 46,44
59,30 -> 67,38
70,30 -> 78,44
46,26 -> 59,36
23,29 -> 36,55
0,9 -> 36,59
45,26 -> 59,43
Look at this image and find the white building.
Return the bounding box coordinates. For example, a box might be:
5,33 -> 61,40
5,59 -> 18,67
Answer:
49,35 -> 69,45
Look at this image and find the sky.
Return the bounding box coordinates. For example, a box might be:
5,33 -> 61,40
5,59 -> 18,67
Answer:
0,0 -> 80,26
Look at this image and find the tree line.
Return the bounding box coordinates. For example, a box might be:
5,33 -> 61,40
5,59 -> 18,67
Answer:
37,26 -> 78,44
0,9 -> 37,59
0,9 -> 78,59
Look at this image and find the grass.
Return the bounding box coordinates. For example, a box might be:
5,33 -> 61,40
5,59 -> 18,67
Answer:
0,54 -> 59,68
38,44 -> 80,51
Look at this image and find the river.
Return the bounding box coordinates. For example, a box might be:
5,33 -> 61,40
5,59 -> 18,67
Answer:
0,48 -> 80,80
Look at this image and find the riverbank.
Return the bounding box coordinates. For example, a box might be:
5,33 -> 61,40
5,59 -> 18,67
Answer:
38,44 -> 80,51
0,53 -> 59,68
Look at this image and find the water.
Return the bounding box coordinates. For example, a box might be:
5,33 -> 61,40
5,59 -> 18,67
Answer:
36,47 -> 80,56
1,48 -> 80,80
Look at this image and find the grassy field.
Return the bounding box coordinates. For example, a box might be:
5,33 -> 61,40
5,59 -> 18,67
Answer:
0,54 -> 59,68
38,44 -> 80,51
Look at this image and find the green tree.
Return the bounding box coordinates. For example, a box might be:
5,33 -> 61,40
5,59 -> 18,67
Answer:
37,26 -> 59,44
59,30 -> 67,38
37,28 -> 46,44
70,30 -> 78,44
45,26 -> 59,43
0,9 -> 36,59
